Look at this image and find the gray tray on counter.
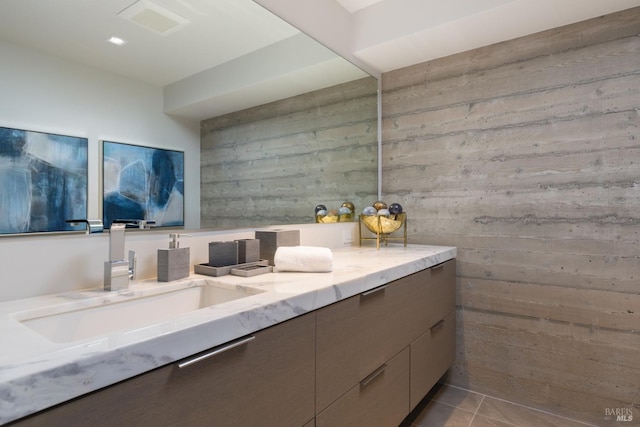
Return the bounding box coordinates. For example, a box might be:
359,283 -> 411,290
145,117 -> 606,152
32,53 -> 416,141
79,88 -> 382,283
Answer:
194,259 -> 270,277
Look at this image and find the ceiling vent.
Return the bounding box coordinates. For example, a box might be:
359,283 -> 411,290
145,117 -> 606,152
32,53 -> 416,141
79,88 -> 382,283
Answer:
118,0 -> 190,36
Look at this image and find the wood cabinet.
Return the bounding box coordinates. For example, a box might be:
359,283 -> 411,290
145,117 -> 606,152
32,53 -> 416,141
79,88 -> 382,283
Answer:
12,313 -> 316,427
11,259 -> 455,427
315,271 -> 424,411
316,259 -> 456,426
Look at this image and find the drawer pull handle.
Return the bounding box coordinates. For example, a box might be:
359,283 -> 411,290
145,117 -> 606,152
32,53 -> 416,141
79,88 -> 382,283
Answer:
430,319 -> 445,332
431,263 -> 445,272
360,364 -> 387,387
178,335 -> 256,368
361,284 -> 387,297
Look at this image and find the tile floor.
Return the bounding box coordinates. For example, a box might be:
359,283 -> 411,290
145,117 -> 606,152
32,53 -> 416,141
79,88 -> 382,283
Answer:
401,383 -> 599,427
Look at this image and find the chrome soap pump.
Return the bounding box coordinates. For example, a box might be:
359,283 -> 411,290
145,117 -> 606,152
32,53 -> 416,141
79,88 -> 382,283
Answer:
157,233 -> 191,282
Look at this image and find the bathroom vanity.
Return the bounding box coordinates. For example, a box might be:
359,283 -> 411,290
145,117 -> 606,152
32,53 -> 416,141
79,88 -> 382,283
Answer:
0,245 -> 455,426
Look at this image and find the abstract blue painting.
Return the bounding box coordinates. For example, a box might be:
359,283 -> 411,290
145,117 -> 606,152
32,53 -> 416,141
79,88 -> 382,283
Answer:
102,141 -> 184,228
0,126 -> 88,235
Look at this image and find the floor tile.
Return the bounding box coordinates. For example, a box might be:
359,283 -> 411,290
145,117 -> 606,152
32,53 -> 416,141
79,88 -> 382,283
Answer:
476,396 -> 596,427
403,383 -> 601,427
470,414 -> 518,427
429,383 -> 485,414
402,399 -> 476,427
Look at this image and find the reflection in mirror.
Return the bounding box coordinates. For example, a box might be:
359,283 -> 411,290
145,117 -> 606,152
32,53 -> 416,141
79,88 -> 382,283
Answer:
201,75 -> 378,229
197,3 -> 379,229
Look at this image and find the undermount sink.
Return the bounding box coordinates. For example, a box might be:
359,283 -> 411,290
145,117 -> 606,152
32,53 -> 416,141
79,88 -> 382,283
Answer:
17,284 -> 263,343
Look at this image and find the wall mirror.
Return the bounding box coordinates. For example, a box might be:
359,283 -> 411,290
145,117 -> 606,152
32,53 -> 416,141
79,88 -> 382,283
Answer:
0,0 -> 378,231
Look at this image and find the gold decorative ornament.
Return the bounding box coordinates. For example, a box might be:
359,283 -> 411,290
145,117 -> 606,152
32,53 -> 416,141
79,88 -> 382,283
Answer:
359,212 -> 407,249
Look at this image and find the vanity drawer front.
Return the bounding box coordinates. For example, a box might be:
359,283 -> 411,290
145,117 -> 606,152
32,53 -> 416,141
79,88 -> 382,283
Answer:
316,346 -> 410,427
410,310 -> 456,410
13,313 -> 316,427
415,259 -> 456,332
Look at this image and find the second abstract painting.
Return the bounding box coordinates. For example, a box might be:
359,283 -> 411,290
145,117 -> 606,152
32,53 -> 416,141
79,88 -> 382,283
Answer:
102,141 -> 184,228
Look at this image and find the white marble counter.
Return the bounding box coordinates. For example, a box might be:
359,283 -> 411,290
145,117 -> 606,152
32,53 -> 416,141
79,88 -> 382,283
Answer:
0,244 -> 455,424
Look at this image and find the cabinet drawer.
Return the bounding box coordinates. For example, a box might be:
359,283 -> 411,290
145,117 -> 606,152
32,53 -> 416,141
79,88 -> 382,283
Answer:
410,310 -> 456,410
415,259 -> 456,332
316,346 -> 410,427
14,313 -> 316,427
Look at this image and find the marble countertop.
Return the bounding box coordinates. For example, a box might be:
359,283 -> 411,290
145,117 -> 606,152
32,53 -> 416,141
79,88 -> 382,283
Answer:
0,244 -> 455,424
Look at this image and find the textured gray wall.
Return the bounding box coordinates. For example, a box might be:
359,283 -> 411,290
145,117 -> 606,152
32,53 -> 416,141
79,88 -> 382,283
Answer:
201,77 -> 378,229
381,8 -> 639,424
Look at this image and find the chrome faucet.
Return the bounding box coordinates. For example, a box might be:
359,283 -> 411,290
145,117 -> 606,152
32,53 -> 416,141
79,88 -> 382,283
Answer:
66,219 -> 104,234
104,219 -> 155,291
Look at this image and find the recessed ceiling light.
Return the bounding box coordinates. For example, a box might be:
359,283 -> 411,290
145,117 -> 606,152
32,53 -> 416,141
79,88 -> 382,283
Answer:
107,36 -> 127,46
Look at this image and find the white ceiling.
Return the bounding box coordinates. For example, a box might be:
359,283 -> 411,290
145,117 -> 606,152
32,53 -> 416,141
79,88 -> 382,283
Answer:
346,0 -> 640,73
0,0 -> 368,119
335,0 -> 385,13
259,0 -> 640,76
0,0 -> 301,87
2,0 -> 639,120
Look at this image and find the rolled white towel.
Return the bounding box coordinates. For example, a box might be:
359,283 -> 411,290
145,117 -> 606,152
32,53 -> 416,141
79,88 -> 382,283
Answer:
273,246 -> 333,272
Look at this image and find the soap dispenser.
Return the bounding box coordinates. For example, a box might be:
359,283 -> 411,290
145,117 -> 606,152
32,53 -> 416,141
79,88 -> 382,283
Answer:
157,234 -> 190,282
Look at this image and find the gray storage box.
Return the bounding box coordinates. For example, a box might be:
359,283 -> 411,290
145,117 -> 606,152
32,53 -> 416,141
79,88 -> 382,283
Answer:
254,229 -> 300,265
236,239 -> 260,264
209,241 -> 238,267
